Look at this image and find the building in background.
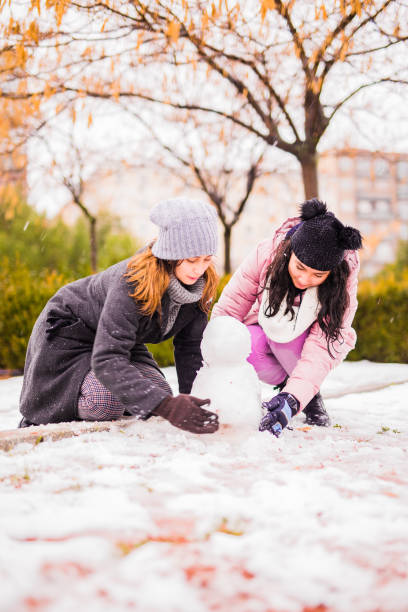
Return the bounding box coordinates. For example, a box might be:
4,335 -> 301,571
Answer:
319,149 -> 408,277
59,149 -> 408,277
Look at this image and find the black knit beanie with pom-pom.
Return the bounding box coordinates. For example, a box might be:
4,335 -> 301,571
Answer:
289,199 -> 363,271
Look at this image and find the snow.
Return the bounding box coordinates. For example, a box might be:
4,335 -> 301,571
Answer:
1,360 -> 408,612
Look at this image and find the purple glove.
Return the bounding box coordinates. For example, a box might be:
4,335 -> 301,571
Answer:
259,392 -> 300,437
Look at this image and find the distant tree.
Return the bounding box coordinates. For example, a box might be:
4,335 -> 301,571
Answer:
0,189 -> 138,277
32,128 -> 100,272
1,1 -> 407,200
127,106 -> 271,273
29,114 -> 137,273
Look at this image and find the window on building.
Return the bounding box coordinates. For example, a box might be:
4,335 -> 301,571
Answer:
398,200 -> 408,221
338,155 -> 353,173
356,157 -> 371,177
357,197 -> 392,219
357,199 -> 372,217
339,177 -> 353,192
374,240 -> 395,264
396,160 -> 408,182
362,262 -> 379,278
397,184 -> 408,199
376,199 -> 391,216
358,220 -> 373,236
374,158 -> 390,178
340,199 -> 354,213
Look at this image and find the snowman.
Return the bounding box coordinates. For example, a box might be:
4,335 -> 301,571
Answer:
191,316 -> 262,430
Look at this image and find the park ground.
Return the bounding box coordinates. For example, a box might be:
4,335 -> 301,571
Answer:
0,361 -> 408,612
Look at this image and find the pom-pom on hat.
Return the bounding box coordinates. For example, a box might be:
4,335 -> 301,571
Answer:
150,198 -> 218,260
290,199 -> 362,271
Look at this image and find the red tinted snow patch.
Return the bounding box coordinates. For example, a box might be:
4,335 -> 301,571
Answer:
240,567 -> 255,580
337,487 -> 364,499
184,564 -> 216,587
152,516 -> 196,542
41,561 -> 93,579
151,534 -> 190,544
378,471 -> 407,486
16,530 -> 138,544
183,561 -> 259,610
208,591 -> 266,611
20,535 -> 79,543
376,553 -> 408,586
303,606 -> 331,612
23,596 -> 51,610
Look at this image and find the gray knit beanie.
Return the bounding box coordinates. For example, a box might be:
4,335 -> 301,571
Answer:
150,198 -> 218,260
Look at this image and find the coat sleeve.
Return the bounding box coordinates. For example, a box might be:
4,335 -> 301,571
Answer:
91,277 -> 170,418
173,308 -> 208,394
284,251 -> 360,409
211,243 -> 264,321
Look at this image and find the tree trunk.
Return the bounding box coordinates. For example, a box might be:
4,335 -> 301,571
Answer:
299,152 -> 319,200
73,196 -> 98,273
89,217 -> 97,273
223,225 -> 232,275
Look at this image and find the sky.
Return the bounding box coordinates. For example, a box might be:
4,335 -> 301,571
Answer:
1,359 -> 408,612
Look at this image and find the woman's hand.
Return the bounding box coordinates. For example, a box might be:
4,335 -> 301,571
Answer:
153,394 -> 219,434
259,392 -> 300,437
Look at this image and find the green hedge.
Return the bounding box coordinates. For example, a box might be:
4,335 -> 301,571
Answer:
2,264 -> 406,371
348,272 -> 408,363
147,339 -> 175,368
0,261 -> 231,370
0,259 -> 73,369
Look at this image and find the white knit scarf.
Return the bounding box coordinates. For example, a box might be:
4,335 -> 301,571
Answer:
258,286 -> 320,343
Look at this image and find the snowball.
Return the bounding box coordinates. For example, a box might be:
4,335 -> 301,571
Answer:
201,315 -> 252,365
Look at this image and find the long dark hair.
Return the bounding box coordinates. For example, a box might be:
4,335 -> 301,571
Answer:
262,239 -> 350,356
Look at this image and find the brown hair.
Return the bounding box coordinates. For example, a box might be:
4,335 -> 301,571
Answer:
124,246 -> 218,317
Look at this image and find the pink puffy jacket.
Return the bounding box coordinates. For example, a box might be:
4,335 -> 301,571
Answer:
211,216 -> 360,409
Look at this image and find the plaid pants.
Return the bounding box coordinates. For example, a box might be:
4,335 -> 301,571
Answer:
77,364 -> 172,421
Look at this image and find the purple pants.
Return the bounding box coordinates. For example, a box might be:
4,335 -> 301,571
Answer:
246,324 -> 309,385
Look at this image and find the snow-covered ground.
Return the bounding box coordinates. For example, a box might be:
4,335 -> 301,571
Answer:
1,361 -> 408,612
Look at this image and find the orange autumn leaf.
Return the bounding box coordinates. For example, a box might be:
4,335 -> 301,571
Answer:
166,20 -> 180,43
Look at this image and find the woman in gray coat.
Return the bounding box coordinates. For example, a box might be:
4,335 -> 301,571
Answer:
19,198 -> 219,434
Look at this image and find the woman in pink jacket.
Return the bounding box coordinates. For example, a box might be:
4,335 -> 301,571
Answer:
212,199 -> 362,437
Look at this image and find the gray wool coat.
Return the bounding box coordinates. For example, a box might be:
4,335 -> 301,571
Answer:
19,259 -> 208,425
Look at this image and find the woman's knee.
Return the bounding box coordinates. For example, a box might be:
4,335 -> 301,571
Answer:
78,371 -> 124,421
247,324 -> 270,355
78,396 -> 124,421
246,324 -> 288,385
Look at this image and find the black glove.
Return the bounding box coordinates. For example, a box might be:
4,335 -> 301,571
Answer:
259,392 -> 300,437
152,394 -> 219,434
